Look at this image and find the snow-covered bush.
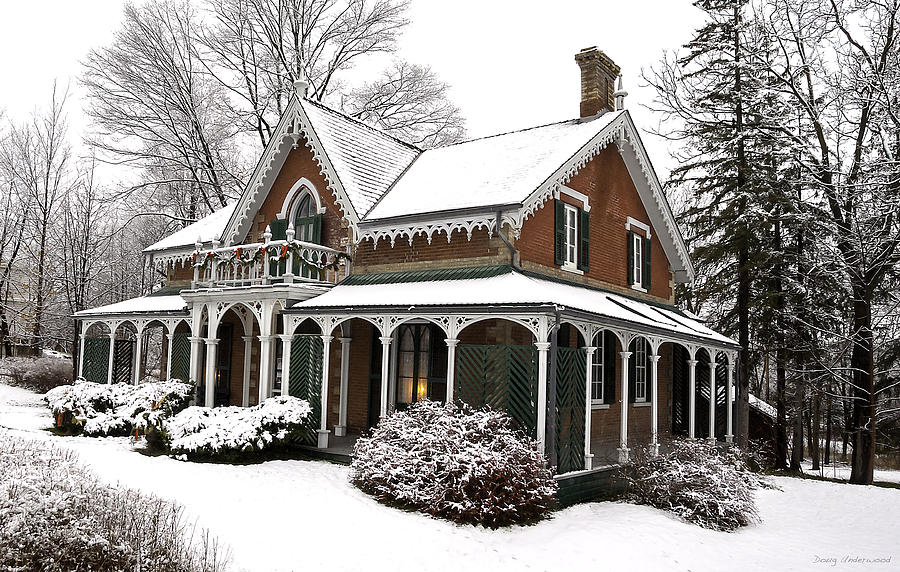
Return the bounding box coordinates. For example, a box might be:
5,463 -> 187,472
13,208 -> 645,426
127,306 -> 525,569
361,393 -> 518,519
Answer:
45,378 -> 193,437
350,400 -> 557,528
621,438 -> 770,531
0,431 -> 229,571
0,356 -> 72,392
156,396 -> 313,460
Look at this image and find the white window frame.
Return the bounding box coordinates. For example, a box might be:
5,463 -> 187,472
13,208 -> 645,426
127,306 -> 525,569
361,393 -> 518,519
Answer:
563,204 -> 579,270
634,337 -> 647,402
632,231 -> 644,290
591,333 -> 605,405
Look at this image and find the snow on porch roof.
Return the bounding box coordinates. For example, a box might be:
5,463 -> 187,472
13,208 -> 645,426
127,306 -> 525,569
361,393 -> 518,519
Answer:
74,294 -> 187,318
290,269 -> 736,348
362,110 -> 625,221
143,202 -> 237,253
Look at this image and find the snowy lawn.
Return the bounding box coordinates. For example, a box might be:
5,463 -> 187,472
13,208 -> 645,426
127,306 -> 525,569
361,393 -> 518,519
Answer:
2,382 -> 899,572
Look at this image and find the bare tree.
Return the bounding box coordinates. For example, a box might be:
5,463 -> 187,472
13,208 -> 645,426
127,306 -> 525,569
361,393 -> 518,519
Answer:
82,0 -> 247,222
200,0 -> 464,148
756,0 -> 900,484
341,60 -> 465,147
0,85 -> 74,354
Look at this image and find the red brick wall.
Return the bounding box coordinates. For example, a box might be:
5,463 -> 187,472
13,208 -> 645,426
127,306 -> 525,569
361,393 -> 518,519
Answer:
517,146 -> 672,301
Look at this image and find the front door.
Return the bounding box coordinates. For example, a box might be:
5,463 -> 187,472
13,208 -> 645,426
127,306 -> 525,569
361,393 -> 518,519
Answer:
214,323 -> 233,407
395,323 -> 447,409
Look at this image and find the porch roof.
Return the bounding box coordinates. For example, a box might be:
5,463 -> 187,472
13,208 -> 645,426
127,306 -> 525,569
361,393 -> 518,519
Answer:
288,268 -> 737,348
74,293 -> 188,318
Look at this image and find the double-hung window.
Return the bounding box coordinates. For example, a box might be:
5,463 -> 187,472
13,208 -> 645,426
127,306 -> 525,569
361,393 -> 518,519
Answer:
554,200 -> 590,272
591,333 -> 605,403
627,225 -> 651,291
633,337 -> 647,402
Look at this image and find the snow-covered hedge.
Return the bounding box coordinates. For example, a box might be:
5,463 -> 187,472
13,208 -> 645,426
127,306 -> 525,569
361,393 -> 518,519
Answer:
0,432 -> 229,571
45,378 -> 193,437
155,396 -> 313,460
621,438 -> 771,531
0,356 -> 72,392
351,401 -> 557,528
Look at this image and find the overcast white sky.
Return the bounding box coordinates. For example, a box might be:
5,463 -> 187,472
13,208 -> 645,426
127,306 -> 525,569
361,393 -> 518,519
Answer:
0,0 -> 703,180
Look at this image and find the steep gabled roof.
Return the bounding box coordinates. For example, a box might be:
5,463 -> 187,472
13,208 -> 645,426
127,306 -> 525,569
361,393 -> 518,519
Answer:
219,96 -> 419,246
301,99 -> 420,215
363,111 -> 624,220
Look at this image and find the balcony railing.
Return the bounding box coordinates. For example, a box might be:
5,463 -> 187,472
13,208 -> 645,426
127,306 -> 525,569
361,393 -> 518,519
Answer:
191,227 -> 347,288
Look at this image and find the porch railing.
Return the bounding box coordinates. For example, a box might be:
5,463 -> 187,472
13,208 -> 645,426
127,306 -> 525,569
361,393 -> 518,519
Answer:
191,226 -> 346,288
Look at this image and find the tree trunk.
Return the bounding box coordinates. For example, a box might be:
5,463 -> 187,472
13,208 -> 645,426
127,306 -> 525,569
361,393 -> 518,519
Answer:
775,352 -> 788,469
811,391 -> 821,471
849,287 -> 876,484
824,388 -> 832,465
790,380 -> 804,471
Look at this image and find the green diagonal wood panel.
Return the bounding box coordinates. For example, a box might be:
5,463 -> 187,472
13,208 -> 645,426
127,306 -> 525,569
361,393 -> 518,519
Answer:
556,347 -> 587,474
290,335 -> 323,445
455,344 -> 538,439
82,337 -> 110,383
170,333 -> 190,382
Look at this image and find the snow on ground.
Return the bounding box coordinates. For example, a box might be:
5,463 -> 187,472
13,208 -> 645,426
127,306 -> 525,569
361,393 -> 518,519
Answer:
801,459 -> 900,485
2,382 -> 899,572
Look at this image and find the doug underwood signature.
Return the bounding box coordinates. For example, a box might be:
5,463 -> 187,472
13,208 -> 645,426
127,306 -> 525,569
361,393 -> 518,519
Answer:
813,555 -> 893,566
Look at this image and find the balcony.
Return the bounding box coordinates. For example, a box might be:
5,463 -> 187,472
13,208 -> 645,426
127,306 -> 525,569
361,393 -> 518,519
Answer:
191,227 -> 347,289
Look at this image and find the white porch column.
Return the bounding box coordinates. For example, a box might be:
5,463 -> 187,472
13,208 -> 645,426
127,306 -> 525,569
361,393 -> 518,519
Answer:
132,330 -> 144,385
379,336 -> 392,418
317,335 -> 333,448
165,333 -> 174,381
204,338 -> 218,407
188,336 -> 204,385
258,335 -> 276,402
106,331 -> 116,385
618,350 -> 632,464
279,334 -> 293,397
584,346 -> 597,471
445,338 -> 459,403
688,359 -> 698,438
242,336 -> 253,406
708,359 -> 717,443
335,337 -> 352,436
726,360 -> 734,443
77,327 -> 86,379
650,353 -> 661,456
535,342 -> 551,451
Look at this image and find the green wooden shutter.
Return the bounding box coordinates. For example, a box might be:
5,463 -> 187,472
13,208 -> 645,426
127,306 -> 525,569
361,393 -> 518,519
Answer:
643,236 -> 651,289
627,230 -> 635,285
554,200 -> 565,265
269,219 -> 288,240
628,341 -> 637,403
312,213 -> 322,244
578,208 -> 590,271
603,331 -> 616,404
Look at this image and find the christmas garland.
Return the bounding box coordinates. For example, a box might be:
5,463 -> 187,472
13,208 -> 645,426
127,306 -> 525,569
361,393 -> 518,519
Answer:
192,242 -> 349,275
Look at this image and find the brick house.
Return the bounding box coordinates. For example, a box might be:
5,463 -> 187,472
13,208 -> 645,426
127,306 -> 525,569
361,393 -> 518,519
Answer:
75,47 -> 738,475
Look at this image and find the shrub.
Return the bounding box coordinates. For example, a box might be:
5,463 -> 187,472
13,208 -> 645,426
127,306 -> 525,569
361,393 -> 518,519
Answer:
0,431 -> 229,571
45,378 -> 194,437
350,400 -> 557,528
621,438 -> 771,531
154,396 -> 313,460
0,356 -> 72,392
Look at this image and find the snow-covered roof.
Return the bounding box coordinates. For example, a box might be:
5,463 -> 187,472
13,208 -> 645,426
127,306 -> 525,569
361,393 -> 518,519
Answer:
290,269 -> 736,347
144,202 -> 237,253
749,394 -> 777,419
300,99 -> 419,216
363,111 -> 625,220
74,294 -> 187,318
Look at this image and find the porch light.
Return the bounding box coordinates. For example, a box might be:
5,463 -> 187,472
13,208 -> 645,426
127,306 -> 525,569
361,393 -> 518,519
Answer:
417,380 -> 427,401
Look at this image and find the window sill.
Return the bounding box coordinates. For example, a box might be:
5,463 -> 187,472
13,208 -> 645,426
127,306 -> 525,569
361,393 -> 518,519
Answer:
633,401 -> 651,407
591,403 -> 610,410
630,284 -> 647,293
561,264 -> 584,276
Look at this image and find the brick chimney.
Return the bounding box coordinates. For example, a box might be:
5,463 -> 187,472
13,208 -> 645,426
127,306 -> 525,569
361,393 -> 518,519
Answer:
574,47 -> 621,117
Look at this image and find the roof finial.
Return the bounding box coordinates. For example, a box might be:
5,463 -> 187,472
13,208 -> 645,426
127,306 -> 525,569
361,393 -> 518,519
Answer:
294,78 -> 309,99
614,74 -> 628,111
